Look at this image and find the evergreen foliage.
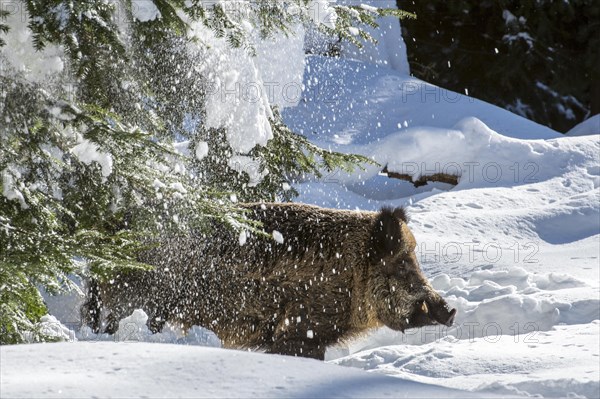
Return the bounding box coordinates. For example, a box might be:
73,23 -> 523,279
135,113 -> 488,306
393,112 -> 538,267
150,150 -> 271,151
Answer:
0,0 -> 400,343
0,9 -> 8,47
320,4 -> 414,49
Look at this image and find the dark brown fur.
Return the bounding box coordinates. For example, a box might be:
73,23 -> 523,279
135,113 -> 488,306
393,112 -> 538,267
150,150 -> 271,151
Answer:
83,203 -> 455,359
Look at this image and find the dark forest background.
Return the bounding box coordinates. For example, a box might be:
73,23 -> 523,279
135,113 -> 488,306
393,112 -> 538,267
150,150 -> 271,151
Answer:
397,0 -> 599,133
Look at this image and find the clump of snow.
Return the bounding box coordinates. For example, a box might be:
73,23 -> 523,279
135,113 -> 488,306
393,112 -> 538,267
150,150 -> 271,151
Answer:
27,315 -> 74,342
195,141 -> 209,160
503,31 -> 534,49
502,9 -> 518,25
188,11 -> 306,155
0,5 -> 64,82
228,155 -> 268,187
172,140 -> 191,157
197,33 -> 273,154
115,309 -> 151,342
272,230 -> 284,244
169,182 -> 188,194
152,178 -> 166,190
132,0 -> 161,22
1,167 -> 28,209
239,230 -> 248,246
71,139 -> 113,181
309,0 -> 338,29
48,106 -> 76,121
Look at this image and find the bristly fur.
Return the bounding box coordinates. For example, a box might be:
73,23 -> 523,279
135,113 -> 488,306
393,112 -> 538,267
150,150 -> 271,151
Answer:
370,207 -> 404,262
370,206 -> 410,261
84,202 -> 452,360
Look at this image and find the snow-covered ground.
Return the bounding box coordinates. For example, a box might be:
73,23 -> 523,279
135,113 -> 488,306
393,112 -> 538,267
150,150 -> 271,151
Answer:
1,342 -> 481,398
3,14 -> 600,399
567,114 -> 600,137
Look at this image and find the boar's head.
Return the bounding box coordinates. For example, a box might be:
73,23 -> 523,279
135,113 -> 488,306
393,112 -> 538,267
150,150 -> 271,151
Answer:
368,207 -> 456,332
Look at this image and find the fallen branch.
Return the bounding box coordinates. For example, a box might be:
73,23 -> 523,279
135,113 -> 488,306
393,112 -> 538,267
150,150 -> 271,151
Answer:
381,166 -> 459,187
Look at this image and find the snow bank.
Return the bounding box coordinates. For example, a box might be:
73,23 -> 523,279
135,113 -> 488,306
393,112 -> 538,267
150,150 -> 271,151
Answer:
284,56 -> 560,142
195,141 -> 209,161
333,322 -> 599,398
363,117 -> 598,188
566,114 -> 600,137
0,342 -> 479,398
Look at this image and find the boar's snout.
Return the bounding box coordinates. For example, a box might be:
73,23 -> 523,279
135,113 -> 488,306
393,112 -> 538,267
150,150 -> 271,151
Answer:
410,298 -> 457,328
427,300 -> 457,326
369,206 -> 457,331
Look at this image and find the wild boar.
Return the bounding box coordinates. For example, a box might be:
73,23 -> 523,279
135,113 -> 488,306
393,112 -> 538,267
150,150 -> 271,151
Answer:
83,203 -> 456,360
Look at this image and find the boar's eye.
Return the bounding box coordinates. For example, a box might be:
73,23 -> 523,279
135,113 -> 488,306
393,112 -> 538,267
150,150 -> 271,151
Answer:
395,257 -> 416,275
388,259 -> 408,277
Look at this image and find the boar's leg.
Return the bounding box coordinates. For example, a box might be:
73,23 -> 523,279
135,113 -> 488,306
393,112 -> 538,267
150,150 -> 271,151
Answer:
104,311 -> 121,335
266,303 -> 326,360
147,311 -> 169,333
80,278 -> 102,333
266,338 -> 326,360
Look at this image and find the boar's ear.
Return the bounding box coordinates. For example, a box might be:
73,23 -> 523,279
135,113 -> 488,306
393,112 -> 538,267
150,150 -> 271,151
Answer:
392,207 -> 409,224
370,207 -> 406,263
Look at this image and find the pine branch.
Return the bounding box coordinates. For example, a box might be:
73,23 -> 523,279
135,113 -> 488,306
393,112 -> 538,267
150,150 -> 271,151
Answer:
0,8 -> 9,47
321,5 -> 416,49
252,108 -> 378,199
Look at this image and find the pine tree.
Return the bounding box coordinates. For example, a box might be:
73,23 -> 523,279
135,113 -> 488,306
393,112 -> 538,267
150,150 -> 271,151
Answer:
0,0 -> 408,343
